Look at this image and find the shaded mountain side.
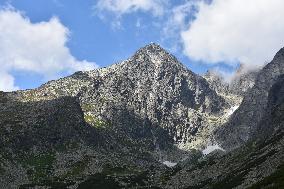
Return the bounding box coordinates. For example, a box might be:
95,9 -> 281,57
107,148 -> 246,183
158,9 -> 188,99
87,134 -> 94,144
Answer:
215,47 -> 284,150
162,75 -> 284,189
0,93 -> 101,152
164,131 -> 284,189
254,74 -> 284,140
0,91 -> 187,188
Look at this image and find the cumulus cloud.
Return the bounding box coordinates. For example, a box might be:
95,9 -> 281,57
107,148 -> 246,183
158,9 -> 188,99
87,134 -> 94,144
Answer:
95,0 -> 167,17
181,0 -> 284,67
0,8 -> 98,91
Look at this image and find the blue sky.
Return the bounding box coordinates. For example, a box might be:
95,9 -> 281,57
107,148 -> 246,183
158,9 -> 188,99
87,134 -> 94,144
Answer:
0,0 -> 284,91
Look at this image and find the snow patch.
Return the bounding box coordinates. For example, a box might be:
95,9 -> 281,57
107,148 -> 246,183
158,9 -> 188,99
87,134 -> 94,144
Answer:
163,161 -> 177,167
226,105 -> 239,116
202,145 -> 225,155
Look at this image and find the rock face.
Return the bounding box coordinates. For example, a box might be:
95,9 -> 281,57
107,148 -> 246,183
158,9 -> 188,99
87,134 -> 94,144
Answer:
255,74 -> 284,140
1,43 -> 284,188
203,70 -> 230,96
215,47 -> 284,150
16,43 -> 227,149
163,71 -> 284,189
229,64 -> 259,96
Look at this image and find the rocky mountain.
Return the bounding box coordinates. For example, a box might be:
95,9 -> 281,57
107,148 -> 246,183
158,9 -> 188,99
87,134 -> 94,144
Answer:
0,44 -> 227,188
15,43 -> 229,150
215,47 -> 284,150
165,67 -> 284,189
0,43 -> 283,188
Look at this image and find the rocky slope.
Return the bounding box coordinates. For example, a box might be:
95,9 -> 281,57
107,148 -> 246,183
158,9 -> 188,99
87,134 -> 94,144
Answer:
215,47 -> 284,150
164,72 -> 284,189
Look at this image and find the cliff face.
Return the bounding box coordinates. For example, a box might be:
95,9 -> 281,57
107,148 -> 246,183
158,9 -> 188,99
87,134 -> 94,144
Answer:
215,47 -> 284,150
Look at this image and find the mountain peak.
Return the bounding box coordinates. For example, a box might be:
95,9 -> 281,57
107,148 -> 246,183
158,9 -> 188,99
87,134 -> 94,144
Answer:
142,42 -> 163,50
135,43 -> 168,56
131,43 -> 180,67
272,46 -> 284,62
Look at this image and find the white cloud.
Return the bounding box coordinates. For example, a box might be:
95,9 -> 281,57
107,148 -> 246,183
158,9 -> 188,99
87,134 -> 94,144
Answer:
181,0 -> 284,67
0,8 -> 98,92
207,66 -> 236,83
95,0 -> 167,17
0,72 -> 19,92
162,1 -> 200,53
164,2 -> 197,34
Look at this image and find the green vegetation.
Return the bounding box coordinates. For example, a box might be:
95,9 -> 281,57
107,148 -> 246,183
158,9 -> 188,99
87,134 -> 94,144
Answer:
19,179 -> 75,189
81,103 -> 96,112
84,114 -> 109,128
0,167 -> 5,174
65,158 -> 90,178
208,116 -> 219,122
210,171 -> 248,189
55,142 -> 79,152
159,166 -> 182,185
248,164 -> 284,189
102,164 -> 140,176
210,148 -> 278,189
0,155 -> 7,174
77,164 -> 154,189
21,152 -> 56,182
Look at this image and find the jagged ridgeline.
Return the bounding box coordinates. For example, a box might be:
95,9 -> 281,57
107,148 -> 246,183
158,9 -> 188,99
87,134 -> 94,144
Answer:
0,43 -> 283,188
